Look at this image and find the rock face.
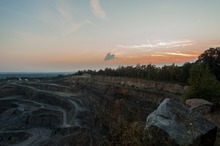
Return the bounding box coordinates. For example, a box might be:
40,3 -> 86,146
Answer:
185,98 -> 214,114
0,81 -> 95,146
0,76 -> 192,145
84,81 -> 174,129
146,98 -> 217,146
64,75 -> 184,94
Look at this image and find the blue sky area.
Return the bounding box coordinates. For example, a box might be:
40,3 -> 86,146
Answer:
0,0 -> 220,72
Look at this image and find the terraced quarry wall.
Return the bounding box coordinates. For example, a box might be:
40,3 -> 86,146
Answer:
0,80 -> 97,146
63,75 -> 182,130
64,75 -> 184,94
0,75 -> 184,145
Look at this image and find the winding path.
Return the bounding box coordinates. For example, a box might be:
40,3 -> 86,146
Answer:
0,81 -> 89,146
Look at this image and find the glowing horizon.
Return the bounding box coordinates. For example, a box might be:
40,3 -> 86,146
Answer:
0,0 -> 220,72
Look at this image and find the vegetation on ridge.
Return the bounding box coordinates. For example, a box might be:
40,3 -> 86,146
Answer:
77,63 -> 192,84
77,47 -> 220,104
185,63 -> 220,103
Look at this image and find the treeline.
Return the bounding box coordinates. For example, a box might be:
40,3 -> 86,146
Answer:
76,63 -> 191,84
76,47 -> 220,104
76,47 -> 220,84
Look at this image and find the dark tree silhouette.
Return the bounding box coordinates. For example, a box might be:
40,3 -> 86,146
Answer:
197,47 -> 220,81
75,47 -> 220,85
186,63 -> 220,103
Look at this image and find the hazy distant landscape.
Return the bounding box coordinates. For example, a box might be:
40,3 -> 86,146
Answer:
0,72 -> 73,79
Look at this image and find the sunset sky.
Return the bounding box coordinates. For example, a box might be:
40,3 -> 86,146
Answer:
1,0 -> 220,72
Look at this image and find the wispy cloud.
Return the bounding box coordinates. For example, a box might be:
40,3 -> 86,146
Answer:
55,0 -> 72,22
151,51 -> 198,58
150,54 -> 166,57
155,40 -> 192,48
113,39 -> 202,65
39,0 -> 94,36
55,0 -> 85,35
117,40 -> 192,49
164,52 -> 198,57
0,2 -> 86,36
91,0 -> 106,19
117,44 -> 155,49
86,20 -> 96,26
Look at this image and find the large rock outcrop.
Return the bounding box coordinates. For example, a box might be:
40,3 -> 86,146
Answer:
146,98 -> 217,146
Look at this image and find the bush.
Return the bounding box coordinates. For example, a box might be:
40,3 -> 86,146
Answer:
185,63 -> 220,104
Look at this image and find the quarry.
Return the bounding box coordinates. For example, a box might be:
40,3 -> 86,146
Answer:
0,75 -> 219,146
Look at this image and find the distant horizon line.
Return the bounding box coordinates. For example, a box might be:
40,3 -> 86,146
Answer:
0,62 -> 192,74
0,72 -> 75,74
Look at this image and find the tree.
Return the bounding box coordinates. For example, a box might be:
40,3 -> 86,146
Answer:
197,47 -> 220,81
180,62 -> 191,83
186,63 -> 220,103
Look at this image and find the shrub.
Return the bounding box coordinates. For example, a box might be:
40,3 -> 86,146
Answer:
185,63 -> 220,104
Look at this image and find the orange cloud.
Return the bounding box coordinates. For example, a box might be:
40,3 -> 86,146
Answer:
109,39 -> 220,66
106,52 -> 200,65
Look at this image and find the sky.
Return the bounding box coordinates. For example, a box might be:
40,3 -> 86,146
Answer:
0,0 -> 220,72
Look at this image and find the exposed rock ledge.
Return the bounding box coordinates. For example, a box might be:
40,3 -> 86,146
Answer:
146,98 -> 217,146
64,75 -> 184,94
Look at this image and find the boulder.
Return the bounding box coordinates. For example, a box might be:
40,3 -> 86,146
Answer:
145,98 -> 217,146
185,98 -> 214,114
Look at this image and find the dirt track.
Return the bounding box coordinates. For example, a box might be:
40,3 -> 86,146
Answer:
0,80 -> 92,146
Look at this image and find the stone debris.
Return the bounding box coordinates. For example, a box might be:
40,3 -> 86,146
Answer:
185,98 -> 214,114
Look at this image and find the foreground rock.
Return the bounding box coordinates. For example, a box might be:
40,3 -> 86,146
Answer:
185,98 -> 214,114
146,98 -> 217,146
